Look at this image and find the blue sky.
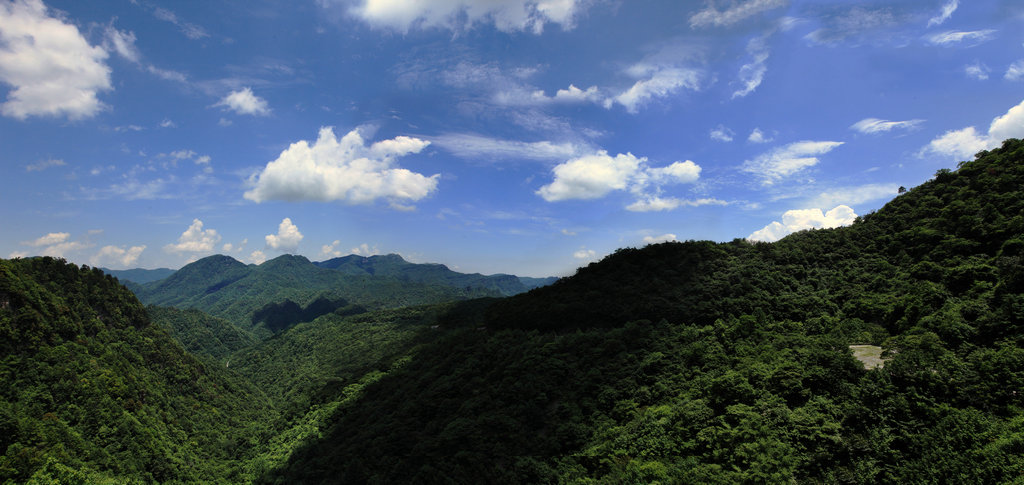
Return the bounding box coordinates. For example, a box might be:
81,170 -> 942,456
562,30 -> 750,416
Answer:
2,0 -> 1023,277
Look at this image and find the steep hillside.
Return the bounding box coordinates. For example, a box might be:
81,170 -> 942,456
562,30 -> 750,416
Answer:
315,253 -> 555,296
147,306 -> 258,362
262,139 -> 1024,483
0,257 -> 275,483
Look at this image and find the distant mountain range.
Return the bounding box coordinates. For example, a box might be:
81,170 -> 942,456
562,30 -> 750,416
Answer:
115,253 -> 555,337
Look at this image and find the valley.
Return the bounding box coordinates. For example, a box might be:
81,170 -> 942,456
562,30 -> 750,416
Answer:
3,139 -> 1024,483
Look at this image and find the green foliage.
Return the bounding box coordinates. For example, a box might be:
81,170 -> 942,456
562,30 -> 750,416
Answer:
5,139 -> 1024,484
0,257 -> 274,483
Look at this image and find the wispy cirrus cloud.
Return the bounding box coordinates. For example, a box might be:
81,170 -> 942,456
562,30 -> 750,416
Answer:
850,118 -> 924,134
689,0 -> 789,28
926,29 -> 996,46
742,140 -> 844,186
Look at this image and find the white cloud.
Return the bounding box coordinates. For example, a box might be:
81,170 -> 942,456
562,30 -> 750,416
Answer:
643,234 -> 678,244
552,84 -> 602,103
0,0 -> 111,120
573,248 -> 596,260
927,0 -> 958,27
216,87 -> 270,116
626,197 -> 727,212
244,126 -> 438,208
807,183 -> 900,208
921,99 -> 1024,159
965,62 -> 990,80
351,243 -> 380,256
152,7 -> 208,40
91,245 -> 145,268
160,119 -> 177,128
733,35 -> 770,99
537,151 -> 701,206
25,232 -> 69,247
804,7 -> 897,45
147,65 -> 188,83
25,158 -> 65,172
748,128 -> 771,143
432,133 -> 584,162
747,205 -> 857,242
342,0 -> 584,34
689,0 -> 789,28
249,250 -> 267,265
320,240 -> 344,258
16,231 -> 92,258
610,67 -> 701,113
103,26 -> 140,63
710,125 -> 734,142
1006,61 -> 1024,81
265,218 -> 304,252
742,140 -> 844,185
851,118 -> 924,134
927,30 -> 996,46
164,219 -> 221,253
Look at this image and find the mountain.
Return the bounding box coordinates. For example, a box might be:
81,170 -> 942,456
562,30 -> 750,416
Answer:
99,267 -> 176,284
314,253 -> 557,296
131,254 -> 500,337
147,306 -> 258,361
0,256 -> 275,483
259,139 -> 1024,483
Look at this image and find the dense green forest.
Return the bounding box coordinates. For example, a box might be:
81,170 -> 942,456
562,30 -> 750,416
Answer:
2,139 -> 1024,483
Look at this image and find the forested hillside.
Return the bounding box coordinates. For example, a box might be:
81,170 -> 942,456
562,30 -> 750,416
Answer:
3,140 -> 1024,484
0,257 -> 275,483
262,139 -> 1024,483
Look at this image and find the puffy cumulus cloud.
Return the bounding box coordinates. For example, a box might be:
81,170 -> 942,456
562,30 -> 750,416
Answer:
927,30 -> 996,46
351,243 -> 380,256
573,248 -> 596,260
342,0 -> 584,34
90,245 -> 146,268
164,219 -> 221,253
742,140 -> 844,185
747,205 -> 857,242
927,0 -> 958,27
626,197 -> 727,212
0,0 -> 111,120
689,0 -> 789,28
249,250 -> 267,265
431,133 -> 584,162
921,99 -> 1024,160
748,128 -> 771,143
609,67 -> 701,114
710,125 -> 734,142
851,118 -> 924,134
215,87 -> 270,116
244,126 -> 438,208
642,233 -> 677,245
537,151 -> 701,206
24,232 -> 69,247
552,84 -> 602,103
320,240 -> 344,258
1006,61 -> 1024,81
14,231 -> 91,258
265,218 -> 304,252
